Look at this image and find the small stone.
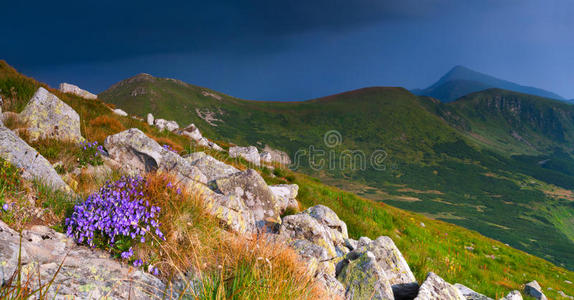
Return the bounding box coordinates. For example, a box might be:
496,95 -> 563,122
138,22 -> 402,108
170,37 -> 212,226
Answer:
524,280 -> 547,300
112,108 -> 128,116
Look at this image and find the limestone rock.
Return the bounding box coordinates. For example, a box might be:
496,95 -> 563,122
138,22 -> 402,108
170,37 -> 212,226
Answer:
202,188 -> 256,234
113,108 -> 128,117
263,145 -> 292,165
215,169 -> 280,228
154,118 -> 179,132
20,87 -> 83,142
197,137 -> 209,147
260,151 -> 273,163
189,154 -> 239,182
0,125 -> 70,192
229,146 -> 260,166
58,82 -> 97,100
454,283 -> 493,300
500,291 -> 522,300
337,251 -> 395,300
0,221 -> 172,299
180,123 -> 203,141
317,271 -> 347,299
104,128 -> 207,185
524,281 -> 547,300
269,184 -> 299,212
208,140 -> 224,151
183,152 -> 208,164
350,236 -> 419,299
558,291 -> 574,300
415,272 -> 465,300
147,113 -> 154,126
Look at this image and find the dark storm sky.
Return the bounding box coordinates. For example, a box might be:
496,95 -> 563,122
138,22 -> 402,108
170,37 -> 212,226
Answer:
2,0 -> 573,101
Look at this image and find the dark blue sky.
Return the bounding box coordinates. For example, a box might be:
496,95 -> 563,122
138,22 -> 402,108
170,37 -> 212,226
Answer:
2,0 -> 573,101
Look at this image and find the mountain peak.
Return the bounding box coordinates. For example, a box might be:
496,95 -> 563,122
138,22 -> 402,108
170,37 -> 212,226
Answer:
415,65 -> 564,102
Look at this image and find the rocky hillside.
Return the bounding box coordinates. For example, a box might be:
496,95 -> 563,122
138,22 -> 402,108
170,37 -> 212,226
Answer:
98,69 -> 574,271
1,60 -> 573,299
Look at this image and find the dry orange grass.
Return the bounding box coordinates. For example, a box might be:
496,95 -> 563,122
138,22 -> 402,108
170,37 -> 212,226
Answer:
87,115 -> 126,143
137,172 -> 325,299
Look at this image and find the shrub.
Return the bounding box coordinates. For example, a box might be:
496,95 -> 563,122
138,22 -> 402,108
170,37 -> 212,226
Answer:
77,141 -> 105,167
65,176 -> 165,270
0,158 -> 22,203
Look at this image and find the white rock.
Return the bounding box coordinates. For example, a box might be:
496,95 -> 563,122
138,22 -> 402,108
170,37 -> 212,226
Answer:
229,146 -> 260,166
147,113 -> 154,126
500,290 -> 523,300
113,109 -> 128,116
415,272 -> 465,300
524,281 -> 547,300
59,82 -> 97,100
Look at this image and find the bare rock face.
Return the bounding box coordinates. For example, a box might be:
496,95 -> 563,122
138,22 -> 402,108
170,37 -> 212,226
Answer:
147,113 -> 154,126
112,108 -> 128,117
524,281 -> 547,300
59,82 -> 97,100
214,169 -> 280,228
20,87 -> 84,143
500,290 -> 522,300
269,184 -> 299,212
0,221 -> 171,299
229,146 -> 260,166
0,125 -> 71,192
202,187 -> 256,234
104,128 -> 207,185
454,283 -> 493,300
260,151 -> 273,163
337,251 -> 395,300
414,272 -> 465,300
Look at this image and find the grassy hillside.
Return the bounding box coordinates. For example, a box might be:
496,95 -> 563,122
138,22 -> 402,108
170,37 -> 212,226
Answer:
2,60 -> 574,298
99,72 -> 574,271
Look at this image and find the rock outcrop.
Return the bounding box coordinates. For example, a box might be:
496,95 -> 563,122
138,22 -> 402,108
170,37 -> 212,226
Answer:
229,146 -> 260,166
180,123 -> 203,141
524,281 -> 547,300
188,153 -> 239,182
0,221 -> 171,299
455,283 -> 493,300
20,87 -> 84,142
269,184 -> 299,212
154,118 -> 179,132
414,272 -> 465,300
59,82 -> 97,100
338,251 -> 395,300
0,125 -> 70,192
214,169 -> 280,228
500,290 -> 522,300
104,128 -> 207,185
263,145 -> 292,165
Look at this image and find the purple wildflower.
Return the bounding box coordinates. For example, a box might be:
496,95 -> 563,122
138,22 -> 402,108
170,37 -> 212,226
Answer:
133,259 -> 143,267
2,203 -> 9,212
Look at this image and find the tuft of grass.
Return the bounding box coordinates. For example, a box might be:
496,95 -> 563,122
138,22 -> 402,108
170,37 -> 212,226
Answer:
135,172 -> 324,299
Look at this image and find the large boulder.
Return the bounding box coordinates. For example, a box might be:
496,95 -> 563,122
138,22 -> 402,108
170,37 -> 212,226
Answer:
454,283 -> 493,300
0,221 -> 172,299
20,87 -> 83,142
337,251 -> 395,300
229,146 -> 260,166
214,169 -> 280,228
500,291 -> 522,300
348,236 -> 419,299
524,281 -> 547,300
104,128 -> 207,184
202,188 -> 256,234
59,82 -> 97,100
189,154 -> 239,182
414,272 -> 465,300
269,184 -> 299,212
0,125 -> 70,192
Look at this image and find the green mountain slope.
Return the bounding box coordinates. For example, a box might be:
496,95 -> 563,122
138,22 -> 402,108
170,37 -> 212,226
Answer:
3,59 -> 574,298
100,74 -> 574,271
413,65 -> 565,102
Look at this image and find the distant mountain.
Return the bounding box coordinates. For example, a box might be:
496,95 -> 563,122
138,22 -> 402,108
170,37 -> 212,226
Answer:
413,65 -> 565,102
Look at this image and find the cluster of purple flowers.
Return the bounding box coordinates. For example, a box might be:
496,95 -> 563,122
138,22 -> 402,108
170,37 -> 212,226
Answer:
162,144 -> 178,153
78,141 -> 106,166
65,176 -> 165,272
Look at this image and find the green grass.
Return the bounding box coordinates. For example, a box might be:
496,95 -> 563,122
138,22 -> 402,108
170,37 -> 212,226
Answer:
99,73 -> 574,271
3,60 -> 574,298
